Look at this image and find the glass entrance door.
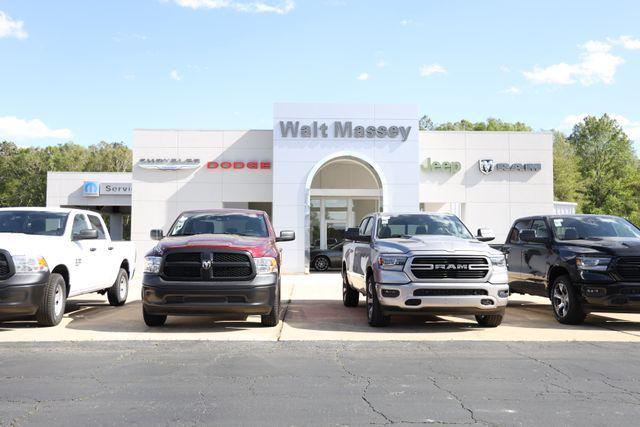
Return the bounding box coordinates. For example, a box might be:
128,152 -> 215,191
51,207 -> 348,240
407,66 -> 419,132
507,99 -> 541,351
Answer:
310,197 -> 380,250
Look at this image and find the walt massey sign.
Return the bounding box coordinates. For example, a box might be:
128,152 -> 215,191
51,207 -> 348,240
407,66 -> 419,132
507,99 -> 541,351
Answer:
278,121 -> 412,142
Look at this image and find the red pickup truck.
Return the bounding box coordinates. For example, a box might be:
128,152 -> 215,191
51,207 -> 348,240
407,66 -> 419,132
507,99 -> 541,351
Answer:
141,209 -> 295,327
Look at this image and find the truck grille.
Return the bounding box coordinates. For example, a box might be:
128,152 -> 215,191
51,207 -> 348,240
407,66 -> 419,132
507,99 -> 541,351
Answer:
413,288 -> 488,297
162,250 -> 254,281
0,253 -> 10,279
616,257 -> 640,282
410,257 -> 489,280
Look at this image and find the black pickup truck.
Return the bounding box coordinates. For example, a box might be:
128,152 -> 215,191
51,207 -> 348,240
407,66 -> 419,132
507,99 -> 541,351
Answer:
498,214 -> 640,324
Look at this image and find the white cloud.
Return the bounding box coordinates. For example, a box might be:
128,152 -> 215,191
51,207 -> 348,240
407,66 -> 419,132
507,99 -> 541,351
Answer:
0,116 -> 73,141
169,0 -> 294,14
499,65 -> 511,73
376,59 -> 388,68
500,86 -> 522,95
170,69 -> 182,81
560,113 -> 640,141
123,73 -> 136,80
419,64 -> 446,77
400,19 -> 412,26
356,72 -> 369,81
0,11 -> 28,39
609,35 -> 640,50
523,40 -> 625,86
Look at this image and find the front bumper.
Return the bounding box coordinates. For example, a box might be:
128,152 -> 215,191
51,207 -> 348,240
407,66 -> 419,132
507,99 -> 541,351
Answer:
142,273 -> 278,316
377,281 -> 509,316
0,272 -> 50,320
581,282 -> 640,312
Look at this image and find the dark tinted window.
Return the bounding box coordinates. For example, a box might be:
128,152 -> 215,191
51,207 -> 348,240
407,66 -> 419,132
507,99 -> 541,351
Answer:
509,220 -> 530,243
0,211 -> 68,236
531,219 -> 550,239
550,216 -> 640,240
169,212 -> 268,237
88,215 -> 106,239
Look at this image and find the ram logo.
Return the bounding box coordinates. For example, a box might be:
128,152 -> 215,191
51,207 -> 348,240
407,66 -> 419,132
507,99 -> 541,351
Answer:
202,260 -> 213,270
478,159 -> 495,175
424,264 -> 469,270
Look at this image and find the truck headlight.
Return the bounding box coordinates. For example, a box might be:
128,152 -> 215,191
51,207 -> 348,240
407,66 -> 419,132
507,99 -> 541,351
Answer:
255,257 -> 277,274
144,256 -> 162,274
13,255 -> 48,273
378,255 -> 407,271
490,255 -> 507,268
576,256 -> 611,271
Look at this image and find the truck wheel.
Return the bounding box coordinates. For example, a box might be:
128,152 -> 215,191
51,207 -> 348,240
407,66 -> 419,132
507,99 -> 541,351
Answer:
551,275 -> 586,325
36,273 -> 67,327
366,275 -> 390,327
475,314 -> 503,327
342,270 -> 359,307
143,307 -> 167,327
261,281 -> 280,327
107,268 -> 129,306
313,256 -> 330,272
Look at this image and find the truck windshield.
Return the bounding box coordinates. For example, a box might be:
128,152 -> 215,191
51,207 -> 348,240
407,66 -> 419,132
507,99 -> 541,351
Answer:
0,211 -> 68,236
376,214 -> 473,239
169,212 -> 269,238
551,216 -> 640,240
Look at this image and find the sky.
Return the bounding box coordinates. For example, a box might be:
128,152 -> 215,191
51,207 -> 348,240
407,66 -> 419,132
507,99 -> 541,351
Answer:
1,0 -> 639,150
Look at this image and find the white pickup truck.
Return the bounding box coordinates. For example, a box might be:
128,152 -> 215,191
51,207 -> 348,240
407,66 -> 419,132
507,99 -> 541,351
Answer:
0,208 -> 136,326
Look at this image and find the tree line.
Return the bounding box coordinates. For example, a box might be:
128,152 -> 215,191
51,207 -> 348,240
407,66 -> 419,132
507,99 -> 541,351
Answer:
0,141 -> 131,206
1,114 -> 638,224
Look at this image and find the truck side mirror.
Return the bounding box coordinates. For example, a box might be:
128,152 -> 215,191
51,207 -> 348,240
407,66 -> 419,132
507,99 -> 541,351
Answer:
74,228 -> 98,240
276,230 -> 295,242
476,228 -> 495,242
150,229 -> 164,240
519,229 -> 548,243
345,227 -> 371,242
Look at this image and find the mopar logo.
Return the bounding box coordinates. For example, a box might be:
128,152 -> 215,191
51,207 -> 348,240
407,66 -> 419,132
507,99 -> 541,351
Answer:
202,260 -> 213,270
424,264 -> 469,270
83,181 -> 99,197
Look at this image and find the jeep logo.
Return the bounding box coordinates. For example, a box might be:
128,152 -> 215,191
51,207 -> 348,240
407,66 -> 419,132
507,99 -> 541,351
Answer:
424,264 -> 469,270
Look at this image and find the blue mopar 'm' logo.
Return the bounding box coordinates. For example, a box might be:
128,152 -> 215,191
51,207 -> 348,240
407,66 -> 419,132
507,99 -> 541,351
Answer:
83,181 -> 99,196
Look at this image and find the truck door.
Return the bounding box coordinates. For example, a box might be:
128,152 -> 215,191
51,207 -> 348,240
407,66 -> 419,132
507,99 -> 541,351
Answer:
350,217 -> 373,292
502,219 -> 530,293
86,214 -> 112,289
520,219 -> 552,297
69,214 -> 101,295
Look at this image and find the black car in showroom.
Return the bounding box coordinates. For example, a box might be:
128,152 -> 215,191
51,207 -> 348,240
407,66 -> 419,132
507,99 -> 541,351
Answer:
310,242 -> 343,271
499,214 -> 640,324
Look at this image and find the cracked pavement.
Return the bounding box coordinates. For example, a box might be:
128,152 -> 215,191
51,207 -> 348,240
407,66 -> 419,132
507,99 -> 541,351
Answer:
2,341 -> 640,426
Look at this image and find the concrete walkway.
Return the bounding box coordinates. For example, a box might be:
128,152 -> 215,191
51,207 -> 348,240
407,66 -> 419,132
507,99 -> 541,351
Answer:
3,273 -> 640,342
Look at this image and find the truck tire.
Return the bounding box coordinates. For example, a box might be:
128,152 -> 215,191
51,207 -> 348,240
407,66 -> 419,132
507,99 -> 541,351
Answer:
342,269 -> 359,307
143,307 -> 167,327
366,275 -> 390,327
261,280 -> 280,327
475,314 -> 503,327
551,275 -> 586,325
36,273 -> 67,327
107,268 -> 129,306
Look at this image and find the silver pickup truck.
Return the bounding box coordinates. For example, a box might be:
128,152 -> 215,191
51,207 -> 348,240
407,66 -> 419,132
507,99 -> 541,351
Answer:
342,212 -> 509,327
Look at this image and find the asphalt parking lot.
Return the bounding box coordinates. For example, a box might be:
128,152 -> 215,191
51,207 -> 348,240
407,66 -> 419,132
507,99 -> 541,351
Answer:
4,273 -> 640,426
3,273 -> 640,342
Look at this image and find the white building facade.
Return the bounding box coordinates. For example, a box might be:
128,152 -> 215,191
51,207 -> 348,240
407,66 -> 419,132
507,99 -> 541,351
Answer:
47,103 -> 563,273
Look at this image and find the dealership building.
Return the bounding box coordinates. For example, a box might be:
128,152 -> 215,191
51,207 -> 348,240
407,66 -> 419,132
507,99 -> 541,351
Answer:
46,103 -> 573,273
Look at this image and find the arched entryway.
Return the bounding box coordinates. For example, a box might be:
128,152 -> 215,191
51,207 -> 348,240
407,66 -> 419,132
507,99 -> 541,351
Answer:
306,156 -> 384,260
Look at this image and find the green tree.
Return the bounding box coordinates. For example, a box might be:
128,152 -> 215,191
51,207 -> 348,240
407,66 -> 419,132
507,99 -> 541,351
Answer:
433,118 -> 532,131
568,114 -> 639,221
0,141 -> 132,207
552,131 -> 581,204
419,115 -> 434,131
